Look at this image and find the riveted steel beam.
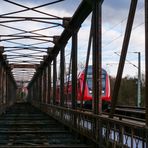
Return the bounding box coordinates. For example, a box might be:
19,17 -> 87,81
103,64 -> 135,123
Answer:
47,63 -> 51,104
10,64 -> 39,69
62,17 -> 71,28
29,0 -> 100,81
53,58 -> 57,105
145,0 -> 148,130
110,0 -> 138,117
92,0 -> 103,115
71,31 -> 77,109
60,47 -> 65,107
43,0 -> 101,65
0,47 -> 4,105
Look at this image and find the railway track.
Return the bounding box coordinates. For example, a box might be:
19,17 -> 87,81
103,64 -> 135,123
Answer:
0,103 -> 91,147
114,106 -> 145,120
78,105 -> 145,122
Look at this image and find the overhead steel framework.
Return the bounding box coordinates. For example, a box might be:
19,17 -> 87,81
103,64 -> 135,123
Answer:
0,0 -> 66,83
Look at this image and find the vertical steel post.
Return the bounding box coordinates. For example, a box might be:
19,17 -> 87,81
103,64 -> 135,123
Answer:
6,69 -> 9,104
0,47 -> 4,105
38,76 -> 40,102
43,56 -> 47,104
43,67 -> 47,104
39,70 -> 43,104
31,82 -> 33,101
110,0 -> 138,117
35,81 -> 37,101
9,79 -> 11,104
1,67 -> 4,104
30,83 -> 32,101
32,81 -> 34,101
92,0 -> 102,114
32,80 -> 34,101
53,58 -> 57,105
34,81 -> 37,101
145,1 -> 148,146
92,1 -> 103,146
7,70 -> 9,104
45,67 -> 48,104
145,0 -> 148,125
48,63 -> 51,104
5,62 -> 8,105
0,61 -> 2,105
72,31 -> 77,109
81,20 -> 93,108
35,78 -> 38,102
27,86 -> 30,102
137,52 -> 141,107
3,69 -> 6,104
41,70 -> 44,103
60,48 -> 65,106
40,72 -> 43,103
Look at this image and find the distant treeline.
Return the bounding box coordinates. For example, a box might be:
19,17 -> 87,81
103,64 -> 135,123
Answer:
110,75 -> 145,107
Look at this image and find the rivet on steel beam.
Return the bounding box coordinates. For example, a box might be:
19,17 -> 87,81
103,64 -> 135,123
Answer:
8,65 -> 11,70
35,64 -> 39,70
0,46 -> 4,53
5,61 -> 9,69
40,61 -> 43,67
53,36 -> 60,44
3,55 -> 7,60
63,17 -> 71,28
47,48 -> 53,54
43,55 -> 47,61
43,56 -> 48,65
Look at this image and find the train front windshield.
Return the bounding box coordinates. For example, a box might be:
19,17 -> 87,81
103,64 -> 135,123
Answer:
85,66 -> 107,96
87,75 -> 106,96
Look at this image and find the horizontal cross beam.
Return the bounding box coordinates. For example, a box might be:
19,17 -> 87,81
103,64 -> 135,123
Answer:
10,64 -> 39,69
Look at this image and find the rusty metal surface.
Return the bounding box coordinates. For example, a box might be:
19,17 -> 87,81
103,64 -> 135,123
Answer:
145,0 -> 148,127
47,64 -> 51,104
92,0 -> 103,115
60,48 -> 65,107
71,31 -> 77,110
53,58 -> 57,105
0,47 -> 17,114
10,64 -> 39,69
110,0 -> 138,117
36,102 -> 146,148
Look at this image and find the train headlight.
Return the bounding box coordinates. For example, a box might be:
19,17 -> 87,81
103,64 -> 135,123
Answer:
102,90 -> 105,94
89,90 -> 92,94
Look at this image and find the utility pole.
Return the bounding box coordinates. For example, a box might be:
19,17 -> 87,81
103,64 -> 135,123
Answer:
133,52 -> 141,107
137,52 -> 141,107
114,51 -> 141,107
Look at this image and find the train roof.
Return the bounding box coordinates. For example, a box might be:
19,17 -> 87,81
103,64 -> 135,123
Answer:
85,65 -> 107,75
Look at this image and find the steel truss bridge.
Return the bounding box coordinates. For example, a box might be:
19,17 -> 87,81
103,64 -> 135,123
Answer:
0,0 -> 148,147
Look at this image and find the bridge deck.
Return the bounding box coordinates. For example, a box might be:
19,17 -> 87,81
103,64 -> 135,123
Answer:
0,103 -> 91,148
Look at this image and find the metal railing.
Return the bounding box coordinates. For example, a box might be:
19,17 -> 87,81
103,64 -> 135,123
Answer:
32,101 -> 147,148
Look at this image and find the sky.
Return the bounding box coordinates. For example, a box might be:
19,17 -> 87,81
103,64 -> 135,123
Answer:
0,0 -> 145,82
101,0 -> 144,77
78,0 -> 145,78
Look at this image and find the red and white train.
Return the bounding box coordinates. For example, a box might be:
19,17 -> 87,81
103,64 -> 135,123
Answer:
55,65 -> 111,111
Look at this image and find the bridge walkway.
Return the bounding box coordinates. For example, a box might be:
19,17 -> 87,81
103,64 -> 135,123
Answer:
0,103 -> 92,148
